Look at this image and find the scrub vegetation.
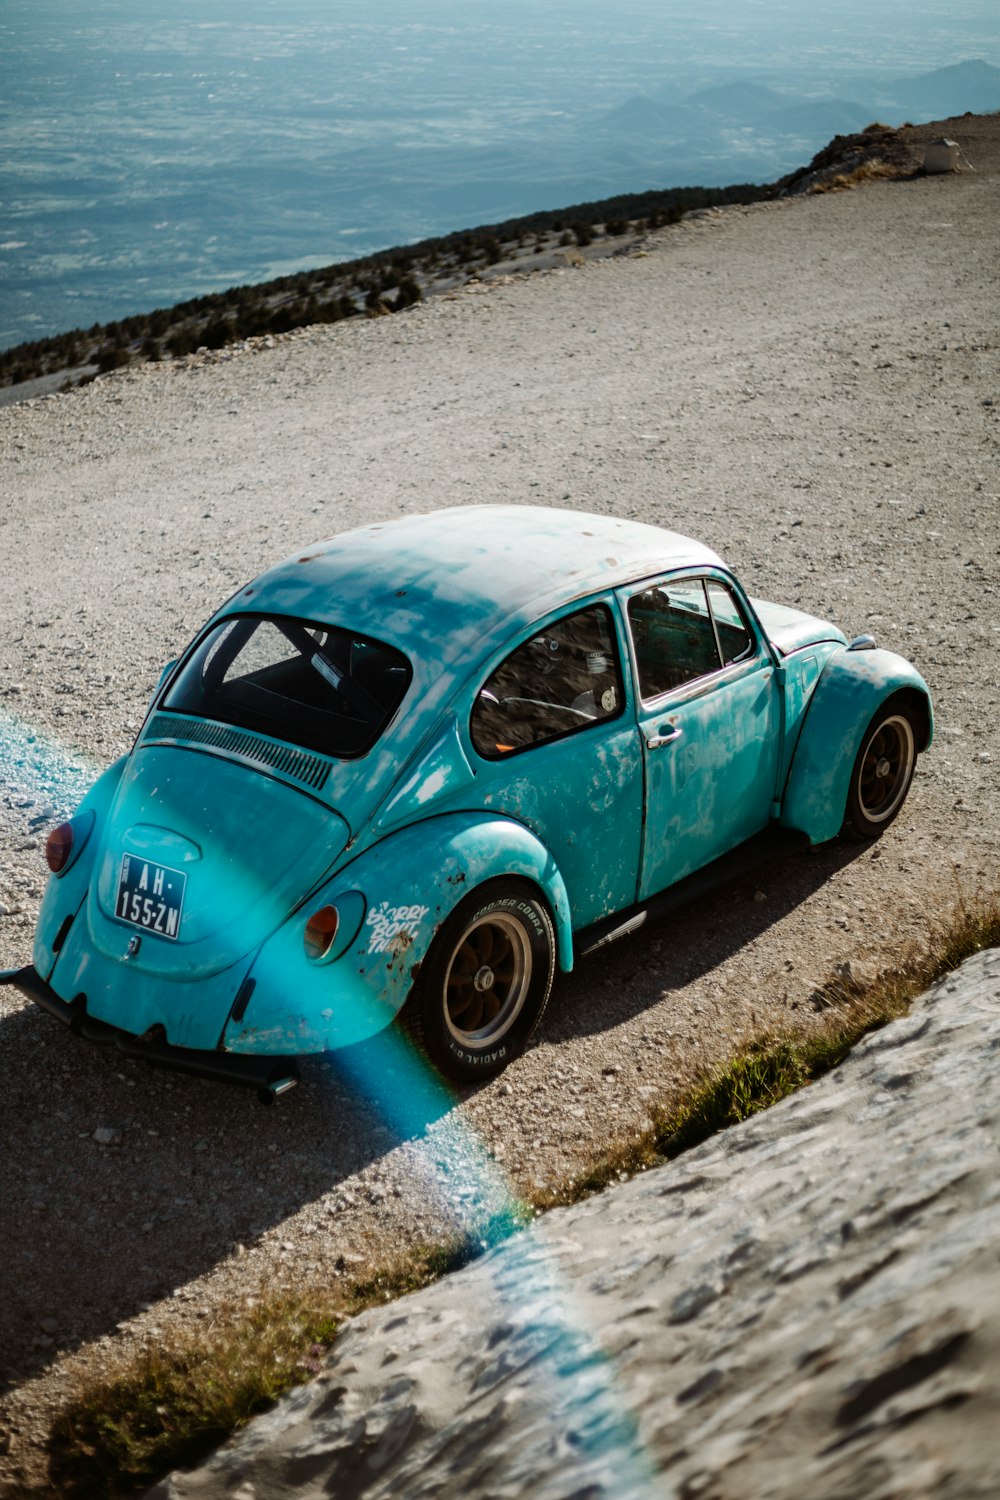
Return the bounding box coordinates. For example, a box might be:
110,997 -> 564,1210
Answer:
1,120 -> 927,400
806,158 -> 903,193
46,889 -> 1000,1500
0,180 -> 766,395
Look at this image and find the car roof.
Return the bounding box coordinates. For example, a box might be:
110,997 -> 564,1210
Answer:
225,505 -> 725,672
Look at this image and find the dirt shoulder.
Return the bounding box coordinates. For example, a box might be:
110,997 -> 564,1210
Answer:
0,113 -> 997,1495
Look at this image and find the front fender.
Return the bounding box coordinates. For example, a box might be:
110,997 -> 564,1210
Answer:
780,648 -> 932,844
224,812 -> 573,1056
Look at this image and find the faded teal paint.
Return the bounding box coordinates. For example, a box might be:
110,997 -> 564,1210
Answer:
780,647 -> 933,843
743,594 -> 851,807
750,598 -> 847,657
212,508 -> 721,842
468,720 -> 643,927
635,658 -> 781,896
226,813 -> 574,1054
373,713 -> 477,835
772,640 -> 845,793
16,508 -> 933,1078
86,744 -> 350,980
33,755 -> 128,981
373,588 -> 644,927
618,567 -> 782,896
232,508 -> 722,678
50,904 -> 252,1050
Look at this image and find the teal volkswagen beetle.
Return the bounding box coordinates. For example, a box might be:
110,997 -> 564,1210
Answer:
1,507 -> 932,1098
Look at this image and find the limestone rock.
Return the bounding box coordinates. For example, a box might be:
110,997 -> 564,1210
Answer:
152,949 -> 1000,1500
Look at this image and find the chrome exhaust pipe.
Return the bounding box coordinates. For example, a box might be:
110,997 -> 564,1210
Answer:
256,1075 -> 299,1106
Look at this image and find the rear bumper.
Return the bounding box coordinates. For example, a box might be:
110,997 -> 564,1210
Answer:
0,964 -> 299,1101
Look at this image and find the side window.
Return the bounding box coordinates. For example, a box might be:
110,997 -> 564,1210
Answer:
628,579 -> 719,698
628,577 -> 757,700
470,604 -> 624,759
705,581 -> 753,665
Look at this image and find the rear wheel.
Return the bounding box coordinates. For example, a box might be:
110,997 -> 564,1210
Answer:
406,880 -> 555,1081
841,700 -> 917,841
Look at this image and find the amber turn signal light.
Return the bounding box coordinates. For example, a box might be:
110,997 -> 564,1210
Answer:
45,822 -> 75,874
304,905 -> 339,961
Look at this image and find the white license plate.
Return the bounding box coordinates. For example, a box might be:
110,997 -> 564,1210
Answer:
116,854 -> 186,941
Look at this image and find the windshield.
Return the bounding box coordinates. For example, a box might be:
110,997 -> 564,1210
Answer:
164,614 -> 412,758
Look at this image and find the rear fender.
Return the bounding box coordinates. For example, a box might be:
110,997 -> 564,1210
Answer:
780,648 -> 932,844
33,755 -> 129,981
225,812 -> 573,1055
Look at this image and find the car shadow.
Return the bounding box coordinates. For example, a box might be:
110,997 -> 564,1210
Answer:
0,839 -> 863,1392
0,1001 -> 453,1393
539,838 -> 869,1044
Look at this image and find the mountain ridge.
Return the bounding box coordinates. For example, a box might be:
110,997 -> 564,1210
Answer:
3,108 -> 994,407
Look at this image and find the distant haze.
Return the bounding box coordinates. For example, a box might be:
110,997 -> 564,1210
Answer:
1,0 -> 997,349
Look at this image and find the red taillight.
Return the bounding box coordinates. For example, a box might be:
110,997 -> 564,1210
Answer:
45,823 -> 74,874
304,905 -> 339,961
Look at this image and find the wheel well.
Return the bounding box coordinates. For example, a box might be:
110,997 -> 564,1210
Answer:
464,873 -> 556,924
453,874 -> 563,965
889,687 -> 932,752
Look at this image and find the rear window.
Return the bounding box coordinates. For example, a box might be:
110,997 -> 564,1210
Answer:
164,614 -> 411,758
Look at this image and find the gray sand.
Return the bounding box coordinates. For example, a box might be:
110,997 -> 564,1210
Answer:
0,114 -> 997,1492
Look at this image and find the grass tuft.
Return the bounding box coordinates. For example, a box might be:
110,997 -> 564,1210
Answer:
48,1292 -> 340,1497
808,158 -> 904,193
530,888 -> 1000,1202
651,888 -> 999,1162
44,890 -> 1000,1497
659,1039 -> 808,1153
46,1232 -> 516,1500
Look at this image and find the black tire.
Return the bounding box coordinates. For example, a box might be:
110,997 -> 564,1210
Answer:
406,880 -> 555,1082
841,698 -> 918,841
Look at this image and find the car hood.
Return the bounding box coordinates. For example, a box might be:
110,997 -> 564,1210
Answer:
751,597 -> 847,657
88,744 -> 349,978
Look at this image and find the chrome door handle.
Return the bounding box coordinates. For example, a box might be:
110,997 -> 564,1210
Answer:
646,724 -> 683,749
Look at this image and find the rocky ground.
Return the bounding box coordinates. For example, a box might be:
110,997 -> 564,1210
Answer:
0,113 -> 997,1493
0,117 -> 952,409
152,947 -> 1000,1500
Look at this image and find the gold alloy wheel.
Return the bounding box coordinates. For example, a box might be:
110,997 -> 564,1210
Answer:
857,713 -> 916,824
443,911 -> 532,1048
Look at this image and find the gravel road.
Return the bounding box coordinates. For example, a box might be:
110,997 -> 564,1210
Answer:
0,113 -> 997,1493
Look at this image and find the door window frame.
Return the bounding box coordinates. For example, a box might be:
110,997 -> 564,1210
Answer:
467,597 -> 631,764
620,568 -> 773,710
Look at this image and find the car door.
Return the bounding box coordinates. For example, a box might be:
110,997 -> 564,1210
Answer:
467,600 -> 644,928
623,572 -> 781,901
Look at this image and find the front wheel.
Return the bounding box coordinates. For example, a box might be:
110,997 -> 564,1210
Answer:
406,880 -> 555,1082
841,699 -> 918,841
